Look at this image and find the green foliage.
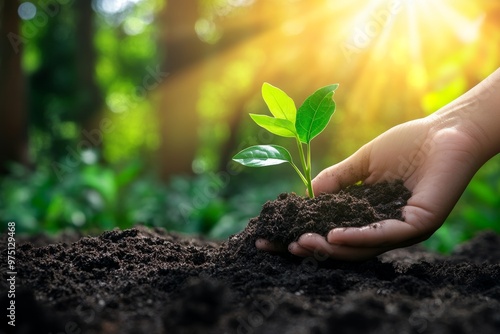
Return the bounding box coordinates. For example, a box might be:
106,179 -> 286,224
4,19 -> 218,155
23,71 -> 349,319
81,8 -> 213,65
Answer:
233,83 -> 339,197
0,158 -> 292,239
24,3 -> 85,162
93,0 -> 164,162
22,1 -> 162,164
0,159 -> 142,234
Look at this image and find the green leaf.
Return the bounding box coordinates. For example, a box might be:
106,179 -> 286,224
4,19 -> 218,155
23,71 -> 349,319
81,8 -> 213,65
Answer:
262,82 -> 296,123
296,84 -> 338,143
232,145 -> 293,167
249,114 -> 297,138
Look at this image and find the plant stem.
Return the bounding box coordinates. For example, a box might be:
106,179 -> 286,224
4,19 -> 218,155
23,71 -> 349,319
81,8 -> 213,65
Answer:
306,142 -> 314,198
294,137 -> 314,198
290,162 -> 308,187
295,137 -> 314,198
295,138 -> 308,177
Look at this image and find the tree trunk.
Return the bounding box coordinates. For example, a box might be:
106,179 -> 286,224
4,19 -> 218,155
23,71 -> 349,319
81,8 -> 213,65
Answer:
74,0 -> 103,148
156,1 -> 268,179
157,1 -> 205,179
0,0 -> 29,174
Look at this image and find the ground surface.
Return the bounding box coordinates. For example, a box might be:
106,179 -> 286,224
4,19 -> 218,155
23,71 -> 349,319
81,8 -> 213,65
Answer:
1,182 -> 500,334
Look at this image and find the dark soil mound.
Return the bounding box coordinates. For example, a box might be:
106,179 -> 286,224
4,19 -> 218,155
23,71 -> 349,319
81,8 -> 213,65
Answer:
1,181 -> 499,334
250,180 -> 411,245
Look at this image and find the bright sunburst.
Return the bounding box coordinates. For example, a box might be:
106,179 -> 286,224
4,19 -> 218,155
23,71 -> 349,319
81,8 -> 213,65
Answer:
320,0 -> 492,120
163,0 -> 500,171
337,0 -> 485,67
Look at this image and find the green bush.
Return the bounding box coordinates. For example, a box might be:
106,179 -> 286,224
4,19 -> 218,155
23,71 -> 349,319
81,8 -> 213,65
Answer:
0,157 -> 295,239
1,158 -> 143,234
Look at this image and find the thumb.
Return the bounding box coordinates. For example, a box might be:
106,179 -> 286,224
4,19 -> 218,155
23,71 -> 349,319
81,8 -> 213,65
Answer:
312,145 -> 370,194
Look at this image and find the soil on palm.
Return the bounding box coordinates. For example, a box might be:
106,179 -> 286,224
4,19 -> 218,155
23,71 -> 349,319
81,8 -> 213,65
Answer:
249,180 -> 411,245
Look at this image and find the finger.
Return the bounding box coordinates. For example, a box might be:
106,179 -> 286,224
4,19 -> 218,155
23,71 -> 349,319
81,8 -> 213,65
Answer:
255,239 -> 287,252
323,244 -> 391,261
288,241 -> 314,257
293,233 -> 389,261
326,208 -> 432,249
296,233 -> 335,258
312,145 -> 370,194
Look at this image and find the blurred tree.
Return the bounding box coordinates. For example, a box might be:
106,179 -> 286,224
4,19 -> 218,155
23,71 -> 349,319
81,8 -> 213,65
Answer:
75,0 -> 104,141
93,0 -> 163,163
157,1 -> 206,178
0,0 -> 30,174
157,0 -> 271,178
28,0 -> 103,164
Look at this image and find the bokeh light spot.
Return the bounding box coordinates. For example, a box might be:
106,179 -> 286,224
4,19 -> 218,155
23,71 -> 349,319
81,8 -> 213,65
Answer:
18,2 -> 37,20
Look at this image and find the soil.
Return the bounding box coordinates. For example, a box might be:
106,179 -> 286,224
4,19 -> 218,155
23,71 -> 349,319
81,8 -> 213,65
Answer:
251,180 -> 411,245
1,181 -> 500,334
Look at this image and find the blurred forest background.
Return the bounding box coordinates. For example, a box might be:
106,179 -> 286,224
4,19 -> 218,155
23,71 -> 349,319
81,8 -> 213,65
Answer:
1,0 -> 499,252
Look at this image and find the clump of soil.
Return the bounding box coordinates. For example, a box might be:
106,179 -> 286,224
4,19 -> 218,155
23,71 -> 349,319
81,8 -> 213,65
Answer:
249,180 -> 411,245
1,181 -> 499,334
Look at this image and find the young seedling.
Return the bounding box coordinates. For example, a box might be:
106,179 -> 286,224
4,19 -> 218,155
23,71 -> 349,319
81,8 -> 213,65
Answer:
232,82 -> 338,198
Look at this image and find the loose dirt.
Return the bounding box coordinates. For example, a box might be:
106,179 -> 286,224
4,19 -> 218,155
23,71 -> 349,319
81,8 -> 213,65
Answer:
1,181 -> 499,334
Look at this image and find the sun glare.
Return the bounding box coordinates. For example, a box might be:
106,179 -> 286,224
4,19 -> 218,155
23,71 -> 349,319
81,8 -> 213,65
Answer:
336,0 -> 485,63
319,0 -> 492,116
164,0 -> 499,170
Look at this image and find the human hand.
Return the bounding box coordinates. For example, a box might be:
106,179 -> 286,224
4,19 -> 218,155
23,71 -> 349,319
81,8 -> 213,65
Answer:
257,68 -> 500,261
257,115 -> 486,260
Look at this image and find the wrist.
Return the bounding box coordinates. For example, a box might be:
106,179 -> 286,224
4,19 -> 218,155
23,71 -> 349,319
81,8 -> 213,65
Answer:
429,68 -> 500,162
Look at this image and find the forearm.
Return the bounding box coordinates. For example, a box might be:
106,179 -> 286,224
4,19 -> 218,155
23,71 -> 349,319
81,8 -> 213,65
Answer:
430,67 -> 500,162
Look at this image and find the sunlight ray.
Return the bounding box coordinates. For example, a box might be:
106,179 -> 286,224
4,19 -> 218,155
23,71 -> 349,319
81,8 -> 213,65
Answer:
429,0 -> 484,43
